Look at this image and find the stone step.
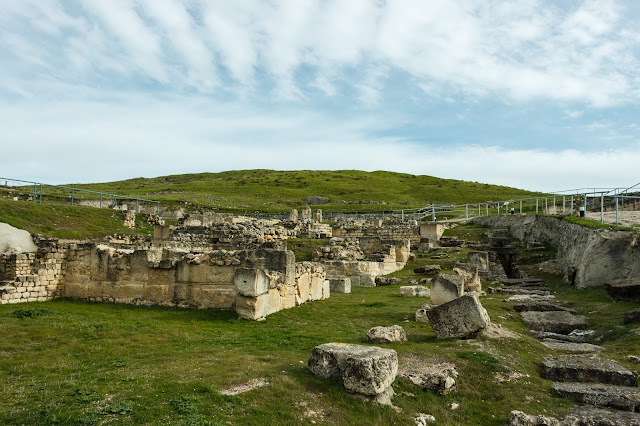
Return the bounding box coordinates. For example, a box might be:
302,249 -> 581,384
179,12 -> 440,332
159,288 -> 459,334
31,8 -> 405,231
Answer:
542,355 -> 637,387
506,294 -> 556,303
498,287 -> 551,296
521,311 -> 588,334
531,331 -> 588,343
501,277 -> 545,286
514,301 -> 575,314
553,382 -> 640,412
540,340 -> 604,353
563,405 -> 640,425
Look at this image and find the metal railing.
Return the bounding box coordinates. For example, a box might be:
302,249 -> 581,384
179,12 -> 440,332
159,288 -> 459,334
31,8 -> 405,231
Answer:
0,177 -> 160,214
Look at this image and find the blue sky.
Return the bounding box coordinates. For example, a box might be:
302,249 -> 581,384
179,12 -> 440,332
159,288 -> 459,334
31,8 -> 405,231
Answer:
1,0 -> 639,191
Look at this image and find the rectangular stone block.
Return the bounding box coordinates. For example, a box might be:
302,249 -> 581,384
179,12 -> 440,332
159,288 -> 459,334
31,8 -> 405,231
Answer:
426,293 -> 490,339
235,293 -> 269,320
329,278 -> 351,294
234,268 -> 270,297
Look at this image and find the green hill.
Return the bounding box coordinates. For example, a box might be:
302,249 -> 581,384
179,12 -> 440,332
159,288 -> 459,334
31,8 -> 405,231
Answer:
72,170 -> 537,213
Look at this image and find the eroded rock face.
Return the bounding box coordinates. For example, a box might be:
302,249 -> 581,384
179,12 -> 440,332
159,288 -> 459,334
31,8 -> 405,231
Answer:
426,293 -> 490,339
430,274 -> 464,305
604,280 -> 640,302
307,343 -> 398,405
366,325 -> 407,344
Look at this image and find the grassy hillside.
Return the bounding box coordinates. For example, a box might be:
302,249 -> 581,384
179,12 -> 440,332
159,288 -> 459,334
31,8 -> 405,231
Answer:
71,170 -> 538,213
0,199 -> 153,239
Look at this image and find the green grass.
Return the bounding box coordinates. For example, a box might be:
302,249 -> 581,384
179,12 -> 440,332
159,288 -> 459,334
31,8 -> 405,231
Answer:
0,198 -> 153,239
68,170 -> 538,213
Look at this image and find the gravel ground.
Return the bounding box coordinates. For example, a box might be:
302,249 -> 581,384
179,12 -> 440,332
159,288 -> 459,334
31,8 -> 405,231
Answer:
585,211 -> 640,226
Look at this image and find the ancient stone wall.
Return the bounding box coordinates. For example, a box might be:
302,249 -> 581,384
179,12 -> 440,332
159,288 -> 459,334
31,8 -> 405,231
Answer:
474,215 -> 640,288
332,221 -> 420,244
0,240 -> 66,304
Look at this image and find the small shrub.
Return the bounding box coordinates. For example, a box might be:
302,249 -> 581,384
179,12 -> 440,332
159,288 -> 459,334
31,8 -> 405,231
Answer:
12,308 -> 52,319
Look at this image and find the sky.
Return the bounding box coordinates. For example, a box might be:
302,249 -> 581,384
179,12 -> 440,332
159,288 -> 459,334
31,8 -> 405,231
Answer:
1,0 -> 639,192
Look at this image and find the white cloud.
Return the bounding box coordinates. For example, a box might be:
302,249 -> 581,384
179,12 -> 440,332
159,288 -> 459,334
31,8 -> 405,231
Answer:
1,0 -> 639,105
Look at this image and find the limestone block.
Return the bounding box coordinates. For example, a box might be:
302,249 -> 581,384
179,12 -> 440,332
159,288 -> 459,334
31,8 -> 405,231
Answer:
308,343 -> 398,404
142,284 -> 171,304
267,288 -> 281,315
426,293 -> 490,339
399,286 -> 430,297
329,278 -> 351,293
402,362 -> 458,394
322,280 -> 330,299
366,325 -> 407,343
234,268 -> 270,297
235,293 -> 269,320
280,285 -> 296,310
430,274 -> 464,305
296,273 -> 310,305
309,276 -> 324,301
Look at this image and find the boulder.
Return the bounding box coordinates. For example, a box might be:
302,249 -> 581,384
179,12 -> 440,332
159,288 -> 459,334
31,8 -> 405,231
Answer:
508,410 -> 560,426
329,278 -> 351,294
430,274 -> 465,305
308,343 -> 398,405
426,293 -> 490,339
0,223 -> 37,254
399,285 -> 430,297
520,311 -> 588,334
401,362 -> 458,394
366,325 -> 407,344
414,265 -> 441,275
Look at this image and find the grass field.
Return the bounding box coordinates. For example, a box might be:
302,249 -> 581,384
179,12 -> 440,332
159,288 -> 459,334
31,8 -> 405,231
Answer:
2,225 -> 639,425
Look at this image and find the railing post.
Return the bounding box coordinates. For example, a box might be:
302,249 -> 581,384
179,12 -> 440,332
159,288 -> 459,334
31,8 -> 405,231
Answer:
600,194 -> 604,224
401,210 -> 404,222
563,196 -> 566,213
39,184 -> 42,203
33,184 -> 36,203
71,188 -> 74,205
486,203 -> 488,216
136,199 -> 139,213
465,203 -> 468,220
112,195 -> 115,208
545,198 -> 548,214
570,195 -> 574,216
520,199 -> 522,214
498,204 -> 500,215
536,198 -> 538,214
616,196 -> 619,226
99,193 -> 102,208
553,196 -> 556,214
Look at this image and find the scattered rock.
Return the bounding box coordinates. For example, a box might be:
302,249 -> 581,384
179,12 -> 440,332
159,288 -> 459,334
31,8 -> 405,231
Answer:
624,308 -> 640,325
307,343 -> 398,405
219,378 -> 269,395
414,413 -> 436,425
367,325 -> 408,344
627,355 -> 640,364
520,311 -> 588,334
430,274 -> 465,305
553,382 -> 640,412
401,362 -> 458,394
508,410 -> 560,425
541,355 -> 637,387
426,293 -> 490,339
376,277 -> 401,286
562,405 -> 640,425
400,285 -> 430,297
414,265 -> 441,275
506,294 -> 557,303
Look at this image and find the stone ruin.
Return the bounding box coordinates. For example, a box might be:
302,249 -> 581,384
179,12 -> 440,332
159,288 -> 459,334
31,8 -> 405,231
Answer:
0,210 -> 447,321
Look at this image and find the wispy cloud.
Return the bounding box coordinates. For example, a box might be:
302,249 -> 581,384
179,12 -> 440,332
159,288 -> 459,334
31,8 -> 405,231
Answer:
1,0 -> 639,105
